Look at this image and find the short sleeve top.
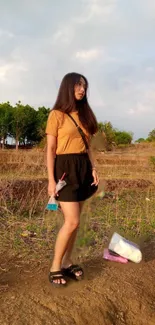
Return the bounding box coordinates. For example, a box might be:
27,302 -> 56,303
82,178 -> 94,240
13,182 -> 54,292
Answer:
45,110 -> 90,154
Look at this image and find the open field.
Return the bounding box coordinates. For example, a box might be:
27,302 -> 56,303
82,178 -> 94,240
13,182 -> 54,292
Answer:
0,144 -> 155,325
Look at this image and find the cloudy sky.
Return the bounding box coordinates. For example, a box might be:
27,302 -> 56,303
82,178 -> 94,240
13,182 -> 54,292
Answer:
0,0 -> 155,139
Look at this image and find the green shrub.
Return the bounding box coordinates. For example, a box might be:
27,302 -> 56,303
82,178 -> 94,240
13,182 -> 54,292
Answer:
149,156 -> 155,170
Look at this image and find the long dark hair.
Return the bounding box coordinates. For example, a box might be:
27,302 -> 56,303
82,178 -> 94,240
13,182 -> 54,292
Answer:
52,72 -> 98,135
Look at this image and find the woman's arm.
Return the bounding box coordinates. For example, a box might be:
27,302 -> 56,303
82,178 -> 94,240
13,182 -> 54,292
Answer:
88,147 -> 99,186
47,134 -> 57,196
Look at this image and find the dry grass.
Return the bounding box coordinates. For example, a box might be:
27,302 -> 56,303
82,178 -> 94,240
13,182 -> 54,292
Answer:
0,144 -> 155,262
0,149 -> 46,180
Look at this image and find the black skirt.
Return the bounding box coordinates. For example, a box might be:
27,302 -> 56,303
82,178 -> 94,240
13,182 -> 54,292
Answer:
54,153 -> 98,202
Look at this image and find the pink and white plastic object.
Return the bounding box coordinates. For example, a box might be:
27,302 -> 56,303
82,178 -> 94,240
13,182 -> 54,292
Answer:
109,232 -> 142,263
103,248 -> 128,264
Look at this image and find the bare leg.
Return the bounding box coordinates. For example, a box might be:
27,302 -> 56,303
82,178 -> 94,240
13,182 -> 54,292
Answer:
62,201 -> 84,276
50,202 -> 81,284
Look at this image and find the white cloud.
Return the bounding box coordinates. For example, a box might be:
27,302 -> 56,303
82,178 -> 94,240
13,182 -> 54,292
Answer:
128,103 -> 151,116
0,29 -> 14,38
74,0 -> 117,24
127,85 -> 155,116
142,0 -> 155,18
146,66 -> 154,73
52,27 -> 74,44
0,61 -> 27,82
52,0 -> 118,46
75,48 -> 101,60
0,64 -> 12,80
75,47 -> 117,63
128,108 -> 134,115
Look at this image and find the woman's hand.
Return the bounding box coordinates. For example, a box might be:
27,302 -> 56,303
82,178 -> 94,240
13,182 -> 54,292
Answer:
91,169 -> 99,186
48,179 -> 57,197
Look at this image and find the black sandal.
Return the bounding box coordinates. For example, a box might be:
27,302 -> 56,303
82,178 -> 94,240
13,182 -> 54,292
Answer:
49,271 -> 67,287
61,264 -> 84,281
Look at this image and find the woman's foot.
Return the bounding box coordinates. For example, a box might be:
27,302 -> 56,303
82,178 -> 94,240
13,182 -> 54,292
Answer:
62,259 -> 83,278
61,263 -> 84,281
49,270 -> 66,286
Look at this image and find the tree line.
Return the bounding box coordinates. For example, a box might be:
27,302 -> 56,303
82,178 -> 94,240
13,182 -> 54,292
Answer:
0,101 -> 154,150
0,101 -> 50,149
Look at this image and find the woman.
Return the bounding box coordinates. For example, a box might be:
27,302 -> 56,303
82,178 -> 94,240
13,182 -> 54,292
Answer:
46,72 -> 99,286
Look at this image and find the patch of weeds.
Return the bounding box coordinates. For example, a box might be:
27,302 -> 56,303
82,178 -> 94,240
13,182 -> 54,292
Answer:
149,156 -> 155,170
19,211 -> 30,218
26,224 -> 40,234
84,189 -> 155,241
40,226 -> 48,236
38,240 -> 49,248
77,229 -> 96,247
13,234 -> 23,250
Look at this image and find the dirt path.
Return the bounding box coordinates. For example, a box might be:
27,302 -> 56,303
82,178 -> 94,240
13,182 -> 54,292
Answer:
0,241 -> 155,325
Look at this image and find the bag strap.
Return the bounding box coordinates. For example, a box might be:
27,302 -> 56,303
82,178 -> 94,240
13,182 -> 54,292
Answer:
67,113 -> 89,150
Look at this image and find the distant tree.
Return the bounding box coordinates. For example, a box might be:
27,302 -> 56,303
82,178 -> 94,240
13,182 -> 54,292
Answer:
11,101 -> 37,150
0,102 -> 13,148
135,138 -> 145,143
36,106 -> 50,139
148,129 -> 155,142
98,122 -> 104,133
114,131 -> 133,145
98,121 -> 115,150
21,105 -> 38,144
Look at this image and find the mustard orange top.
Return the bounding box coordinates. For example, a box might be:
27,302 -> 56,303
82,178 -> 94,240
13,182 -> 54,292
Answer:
45,110 -> 90,154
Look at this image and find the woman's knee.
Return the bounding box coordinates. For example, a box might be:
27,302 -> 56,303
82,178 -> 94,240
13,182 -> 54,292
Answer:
60,202 -> 81,233
64,219 -> 80,233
